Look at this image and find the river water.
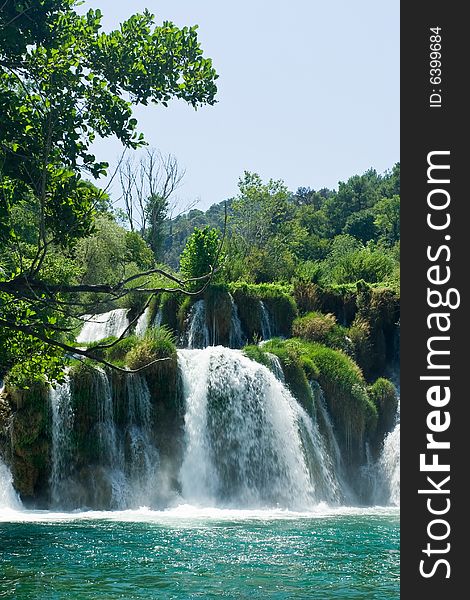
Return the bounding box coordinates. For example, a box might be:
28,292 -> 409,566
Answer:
0,506 -> 399,599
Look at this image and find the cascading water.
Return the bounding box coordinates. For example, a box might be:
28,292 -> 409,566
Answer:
364,400 -> 400,506
153,308 -> 163,327
228,295 -> 244,348
311,382 -> 354,503
135,307 -> 150,337
49,376 -> 74,506
178,346 -> 345,509
0,457 -> 21,510
48,369 -> 161,510
77,309 -> 130,343
124,373 -> 160,506
265,352 -> 285,382
93,368 -> 127,507
187,300 -> 210,349
259,301 -> 273,340
377,423 -> 400,506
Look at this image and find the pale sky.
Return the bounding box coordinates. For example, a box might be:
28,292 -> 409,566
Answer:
80,0 -> 400,211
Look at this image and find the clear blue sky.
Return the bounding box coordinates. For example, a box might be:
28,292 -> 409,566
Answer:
81,0 -> 399,212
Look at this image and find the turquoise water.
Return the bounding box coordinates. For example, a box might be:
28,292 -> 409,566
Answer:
0,507 -> 399,599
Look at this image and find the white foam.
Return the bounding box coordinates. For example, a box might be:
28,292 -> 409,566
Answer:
0,503 -> 399,524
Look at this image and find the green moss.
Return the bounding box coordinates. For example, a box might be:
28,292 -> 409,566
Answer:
177,296 -> 193,331
105,335 -> 139,365
252,338 -> 316,417
242,345 -> 273,369
2,382 -> 50,499
347,317 -> 372,376
255,337 -> 377,467
355,284 -> 400,379
292,311 -> 351,353
293,282 -> 357,324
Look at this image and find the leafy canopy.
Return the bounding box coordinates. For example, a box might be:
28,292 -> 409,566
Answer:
0,0 -> 218,384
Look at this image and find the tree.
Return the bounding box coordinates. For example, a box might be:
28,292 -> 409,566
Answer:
228,172 -> 306,282
343,210 -> 378,244
373,196 -> 400,246
118,149 -> 187,261
0,0 -> 218,380
180,227 -> 223,291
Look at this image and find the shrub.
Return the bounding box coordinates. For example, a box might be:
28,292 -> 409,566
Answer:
105,335 -> 139,365
348,317 -> 372,376
125,326 -> 176,370
293,311 -> 336,341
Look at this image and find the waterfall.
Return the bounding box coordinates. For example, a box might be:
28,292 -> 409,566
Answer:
378,423 -> 400,506
265,352 -> 285,382
259,301 -> 273,340
228,295 -> 244,348
124,374 -> 160,506
187,300 -> 210,349
178,347 -> 345,509
153,308 -> 163,327
135,307 -> 150,337
366,401 -> 400,506
49,377 -> 74,505
77,309 -> 130,343
47,369 -> 161,510
0,457 -> 21,510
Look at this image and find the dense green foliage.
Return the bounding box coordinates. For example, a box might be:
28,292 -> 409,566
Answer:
0,0 -> 218,383
0,2 -> 399,396
180,226 -> 222,291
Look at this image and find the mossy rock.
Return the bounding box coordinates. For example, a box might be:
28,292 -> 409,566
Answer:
125,327 -> 176,373
254,338 -> 377,471
368,378 -> 398,449
249,339 -> 317,418
2,383 -> 51,501
204,285 -> 233,346
294,282 -> 357,325
356,284 -> 400,379
159,291 -> 184,335
231,282 -> 298,341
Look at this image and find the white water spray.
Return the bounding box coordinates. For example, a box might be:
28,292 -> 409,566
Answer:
77,309 -> 130,343
259,301 -> 273,340
49,376 -> 73,505
135,307 -> 150,337
187,300 -> 210,349
178,347 -> 344,509
0,457 -> 21,510
228,295 -> 244,348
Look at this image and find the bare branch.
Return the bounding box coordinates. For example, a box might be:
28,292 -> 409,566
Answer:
0,316 -> 171,374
